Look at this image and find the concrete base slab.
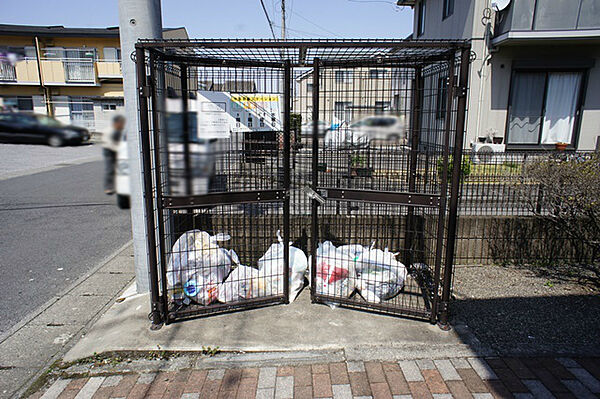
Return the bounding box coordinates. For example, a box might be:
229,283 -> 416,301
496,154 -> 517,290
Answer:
65,289 -> 488,362
0,367 -> 39,399
0,323 -> 80,368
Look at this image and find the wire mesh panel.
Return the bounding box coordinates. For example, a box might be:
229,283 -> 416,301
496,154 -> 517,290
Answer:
139,53 -> 292,323
307,55 -> 467,323
136,40 -> 470,326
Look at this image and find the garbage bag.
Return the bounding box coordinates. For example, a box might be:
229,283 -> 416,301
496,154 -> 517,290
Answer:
257,231 -> 308,302
313,241 -> 356,299
217,265 -> 262,303
355,246 -> 407,303
166,230 -> 237,305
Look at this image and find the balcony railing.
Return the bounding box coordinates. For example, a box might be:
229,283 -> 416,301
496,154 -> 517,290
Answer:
0,58 -> 122,85
96,60 -> 122,78
0,60 -> 17,81
62,58 -> 95,83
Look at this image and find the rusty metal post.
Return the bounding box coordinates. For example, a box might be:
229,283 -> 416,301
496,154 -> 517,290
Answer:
438,45 -> 470,330
283,60 -> 292,303
310,58 -> 320,302
404,67 -> 423,266
136,46 -> 163,328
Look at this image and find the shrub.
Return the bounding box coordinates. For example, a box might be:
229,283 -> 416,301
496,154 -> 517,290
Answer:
437,155 -> 472,182
518,152 -> 600,285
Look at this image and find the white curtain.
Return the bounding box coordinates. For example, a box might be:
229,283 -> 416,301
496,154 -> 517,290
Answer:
507,73 -> 546,144
541,72 -> 582,144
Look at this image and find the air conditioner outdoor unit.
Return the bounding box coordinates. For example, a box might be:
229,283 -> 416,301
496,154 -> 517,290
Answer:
471,143 -> 506,164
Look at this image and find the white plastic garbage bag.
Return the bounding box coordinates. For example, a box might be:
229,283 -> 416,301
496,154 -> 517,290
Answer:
313,241 -> 356,299
166,230 -> 238,305
217,265 -> 262,303
355,246 -> 407,303
257,231 -> 309,302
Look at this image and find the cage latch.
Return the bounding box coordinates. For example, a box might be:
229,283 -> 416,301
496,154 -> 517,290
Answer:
140,85 -> 151,97
302,186 -> 326,204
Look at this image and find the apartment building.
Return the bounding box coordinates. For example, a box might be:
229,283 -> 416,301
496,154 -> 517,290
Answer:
398,0 -> 600,150
293,67 -> 409,126
0,24 -> 187,133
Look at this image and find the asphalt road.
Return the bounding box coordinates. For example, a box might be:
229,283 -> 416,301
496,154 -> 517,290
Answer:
0,145 -> 132,335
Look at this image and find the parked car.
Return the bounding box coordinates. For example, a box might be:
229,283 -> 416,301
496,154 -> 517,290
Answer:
349,115 -> 407,143
300,120 -> 329,137
0,112 -> 90,146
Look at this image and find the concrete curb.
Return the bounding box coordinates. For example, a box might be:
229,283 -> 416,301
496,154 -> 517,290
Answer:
1,241 -> 135,399
0,240 -> 133,345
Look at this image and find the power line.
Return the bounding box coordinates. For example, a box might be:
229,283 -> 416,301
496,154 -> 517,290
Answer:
259,0 -> 277,40
290,10 -> 343,38
346,0 -> 398,5
272,23 -> 327,38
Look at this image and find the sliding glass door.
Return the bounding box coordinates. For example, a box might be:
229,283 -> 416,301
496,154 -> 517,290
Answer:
507,70 -> 583,146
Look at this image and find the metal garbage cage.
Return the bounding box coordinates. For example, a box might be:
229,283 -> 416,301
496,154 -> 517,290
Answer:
135,39 -> 470,329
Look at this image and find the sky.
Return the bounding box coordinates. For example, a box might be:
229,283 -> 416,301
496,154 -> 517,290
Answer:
2,0 -> 414,39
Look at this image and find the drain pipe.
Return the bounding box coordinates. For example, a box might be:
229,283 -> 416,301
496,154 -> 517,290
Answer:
34,36 -> 52,116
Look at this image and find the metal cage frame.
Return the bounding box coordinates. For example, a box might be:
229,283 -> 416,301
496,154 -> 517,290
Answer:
135,39 -> 471,329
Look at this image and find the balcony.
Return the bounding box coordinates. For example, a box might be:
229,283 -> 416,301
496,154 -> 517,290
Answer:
493,0 -> 600,45
96,60 -> 122,79
0,58 -> 122,86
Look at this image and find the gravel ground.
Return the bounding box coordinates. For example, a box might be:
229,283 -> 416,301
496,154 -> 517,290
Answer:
451,264 -> 600,356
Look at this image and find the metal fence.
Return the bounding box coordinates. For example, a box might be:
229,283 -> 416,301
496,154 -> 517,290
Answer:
454,150 -> 597,266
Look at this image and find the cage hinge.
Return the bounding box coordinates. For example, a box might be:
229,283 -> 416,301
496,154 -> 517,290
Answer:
140,85 -> 151,97
437,300 -> 449,315
455,85 -> 467,98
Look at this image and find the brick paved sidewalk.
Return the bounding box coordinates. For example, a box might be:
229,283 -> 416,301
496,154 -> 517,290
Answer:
31,356 -> 600,399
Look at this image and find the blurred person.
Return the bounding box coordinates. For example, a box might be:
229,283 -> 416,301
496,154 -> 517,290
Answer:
102,115 -> 125,195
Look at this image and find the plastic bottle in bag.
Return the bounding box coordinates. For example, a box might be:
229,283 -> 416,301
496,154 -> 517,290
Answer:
166,230 -> 236,305
355,245 -> 407,303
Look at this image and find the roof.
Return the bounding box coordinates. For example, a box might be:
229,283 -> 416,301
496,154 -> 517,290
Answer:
136,39 -> 469,67
0,24 -> 187,38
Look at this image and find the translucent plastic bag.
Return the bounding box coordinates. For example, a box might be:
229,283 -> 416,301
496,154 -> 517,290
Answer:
257,231 -> 308,302
314,241 -> 356,299
355,246 -> 407,303
217,265 -> 261,303
166,230 -> 238,305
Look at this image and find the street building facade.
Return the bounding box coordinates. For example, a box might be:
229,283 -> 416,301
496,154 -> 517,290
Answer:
399,0 -> 600,151
0,24 -> 187,134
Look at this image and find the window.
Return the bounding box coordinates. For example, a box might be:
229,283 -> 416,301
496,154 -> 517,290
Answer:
2,96 -> 33,112
507,71 -> 584,146
417,0 -> 426,37
334,70 -> 353,84
307,83 -> 313,92
69,97 -> 95,128
369,69 -> 387,79
260,117 -> 265,127
442,0 -> 454,19
247,115 -> 253,128
334,101 -> 352,122
436,77 -> 448,119
103,47 -> 121,61
102,103 -> 117,111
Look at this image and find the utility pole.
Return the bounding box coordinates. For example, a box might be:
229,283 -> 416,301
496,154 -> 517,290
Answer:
118,0 -> 163,293
281,0 -> 286,40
